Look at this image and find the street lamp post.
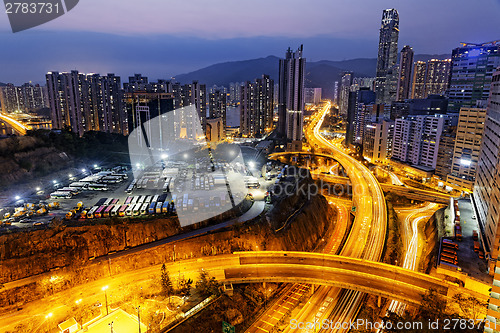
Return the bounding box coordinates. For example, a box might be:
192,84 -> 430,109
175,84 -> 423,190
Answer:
137,306 -> 141,333
102,286 -> 109,315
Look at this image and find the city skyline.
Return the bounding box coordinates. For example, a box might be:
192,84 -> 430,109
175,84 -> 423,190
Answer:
2,3 -> 500,332
0,0 -> 499,84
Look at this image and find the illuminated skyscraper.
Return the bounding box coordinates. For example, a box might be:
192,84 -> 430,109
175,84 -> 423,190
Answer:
46,71 -> 128,136
240,75 -> 274,137
339,72 -> 353,116
0,83 -> 48,113
411,59 -> 451,99
448,41 -> 500,113
209,90 -> 227,136
424,59 -> 451,97
333,81 -> 339,106
411,61 -> 427,99
392,114 -> 451,170
278,45 -> 305,140
345,88 -> 376,147
397,45 -> 414,101
447,105 -> 487,189
304,88 -> 322,104
375,8 -> 399,104
473,67 -> 500,276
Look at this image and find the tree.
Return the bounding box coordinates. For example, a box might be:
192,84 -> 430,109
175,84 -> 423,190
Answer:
452,293 -> 487,320
418,288 -> 451,322
383,289 -> 484,333
160,264 -> 174,299
178,277 -> 193,301
196,270 -> 223,297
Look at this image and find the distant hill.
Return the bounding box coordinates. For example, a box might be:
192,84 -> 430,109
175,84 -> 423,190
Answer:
174,56 -> 281,86
0,82 -> 6,86
174,54 -> 450,99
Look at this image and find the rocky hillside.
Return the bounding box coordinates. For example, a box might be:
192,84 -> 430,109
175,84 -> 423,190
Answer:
0,217 -> 181,282
0,191 -> 334,307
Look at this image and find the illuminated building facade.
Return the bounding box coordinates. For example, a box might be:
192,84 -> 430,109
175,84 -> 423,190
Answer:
392,114 -> 451,170
339,72 -> 353,116
209,90 -> 227,137
397,45 -> 414,101
240,75 -> 274,137
448,41 -> 500,113
375,8 -> 399,104
278,45 -> 305,139
447,106 -> 487,190
46,71 -> 128,136
473,68 -> 500,275
0,82 -> 48,114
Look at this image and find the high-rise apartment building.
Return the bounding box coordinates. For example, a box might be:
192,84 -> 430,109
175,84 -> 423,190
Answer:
209,90 -> 227,137
411,61 -> 427,99
448,41 -> 500,113
0,83 -> 48,114
278,45 -> 305,140
185,81 -> 207,133
375,8 -> 399,104
392,114 -> 451,170
346,88 -> 376,147
286,110 -> 303,142
304,88 -> 322,104
435,124 -> 457,179
124,74 -> 150,92
473,68 -> 500,275
397,45 -> 414,101
486,263 -> 500,332
333,81 -> 339,106
228,82 -> 243,105
424,59 -> 451,97
363,120 -> 395,161
46,71 -> 127,136
339,72 -> 353,116
240,75 -> 274,137
411,59 -> 451,99
447,106 -> 487,189
162,80 -> 209,137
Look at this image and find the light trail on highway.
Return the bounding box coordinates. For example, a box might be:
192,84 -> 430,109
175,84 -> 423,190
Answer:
280,101 -> 388,333
0,113 -> 31,135
245,200 -> 351,333
386,203 -> 439,317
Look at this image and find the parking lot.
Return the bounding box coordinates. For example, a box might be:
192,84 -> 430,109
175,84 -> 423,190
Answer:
0,153 -> 271,232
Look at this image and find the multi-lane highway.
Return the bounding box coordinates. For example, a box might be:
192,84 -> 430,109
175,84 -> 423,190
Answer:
282,101 -> 387,332
246,201 -> 350,333
222,251 -> 449,304
386,203 -> 440,316
315,174 -> 451,204
0,113 -> 31,135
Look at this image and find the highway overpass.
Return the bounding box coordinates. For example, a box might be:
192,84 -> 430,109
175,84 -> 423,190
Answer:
197,251 -> 449,306
269,152 -> 452,204
316,174 -> 451,204
0,113 -> 31,135
270,151 -> 343,161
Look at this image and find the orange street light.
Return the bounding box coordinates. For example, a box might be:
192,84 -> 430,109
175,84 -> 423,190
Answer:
102,286 -> 109,315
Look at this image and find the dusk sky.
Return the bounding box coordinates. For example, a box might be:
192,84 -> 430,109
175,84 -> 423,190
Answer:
1,0 -> 499,84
